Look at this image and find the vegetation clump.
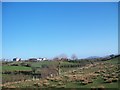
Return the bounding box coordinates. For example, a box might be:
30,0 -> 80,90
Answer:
2,55 -> 119,88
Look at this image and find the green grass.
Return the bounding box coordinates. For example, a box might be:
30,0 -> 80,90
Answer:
2,56 -> 119,88
2,66 -> 32,71
30,60 -> 76,68
30,61 -> 58,67
105,57 -> 118,64
60,61 -> 78,65
65,76 -> 118,88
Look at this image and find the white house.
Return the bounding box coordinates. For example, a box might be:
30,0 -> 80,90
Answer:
37,58 -> 43,61
13,58 -> 21,61
37,58 -> 47,61
43,58 -> 47,60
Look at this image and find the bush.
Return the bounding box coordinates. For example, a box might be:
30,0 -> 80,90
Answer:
10,64 -> 19,66
20,63 -> 31,67
2,74 -> 31,84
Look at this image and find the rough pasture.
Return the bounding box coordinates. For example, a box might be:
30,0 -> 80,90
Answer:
1,56 -> 119,88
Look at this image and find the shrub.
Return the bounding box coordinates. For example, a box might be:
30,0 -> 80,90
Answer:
21,63 -> 31,67
104,78 -> 112,83
10,64 -> 19,66
98,85 -> 105,90
33,83 -> 40,87
43,82 -> 50,87
112,78 -> 118,82
81,81 -> 88,85
90,87 -> 97,90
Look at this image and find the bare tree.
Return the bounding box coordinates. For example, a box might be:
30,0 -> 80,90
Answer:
52,55 -> 61,75
53,56 -> 59,61
59,53 -> 68,60
71,54 -> 78,60
53,54 -> 68,61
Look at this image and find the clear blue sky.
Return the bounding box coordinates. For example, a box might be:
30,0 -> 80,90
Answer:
2,2 -> 118,59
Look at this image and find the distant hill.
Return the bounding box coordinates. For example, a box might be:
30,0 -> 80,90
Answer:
86,56 -> 101,59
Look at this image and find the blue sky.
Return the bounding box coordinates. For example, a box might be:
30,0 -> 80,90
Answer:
2,2 -> 118,59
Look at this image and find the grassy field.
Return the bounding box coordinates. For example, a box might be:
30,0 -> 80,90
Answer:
2,66 -> 32,71
2,57 -> 119,88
